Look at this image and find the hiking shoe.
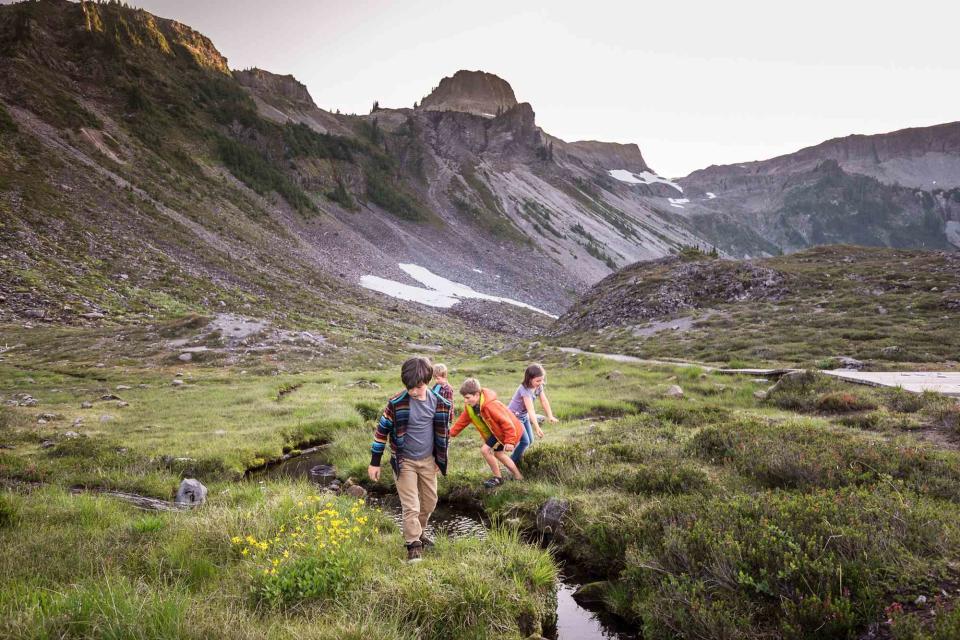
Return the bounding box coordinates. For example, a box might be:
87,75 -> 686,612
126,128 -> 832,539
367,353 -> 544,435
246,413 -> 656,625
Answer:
406,541 -> 423,563
419,533 -> 435,548
482,476 -> 504,489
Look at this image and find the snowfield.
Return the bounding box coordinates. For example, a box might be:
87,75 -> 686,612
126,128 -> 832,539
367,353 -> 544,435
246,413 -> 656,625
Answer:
361,264 -> 558,317
608,169 -> 683,193
668,197 -> 690,209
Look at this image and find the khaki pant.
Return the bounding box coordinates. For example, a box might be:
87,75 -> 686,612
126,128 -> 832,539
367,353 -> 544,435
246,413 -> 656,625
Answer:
395,456 -> 438,544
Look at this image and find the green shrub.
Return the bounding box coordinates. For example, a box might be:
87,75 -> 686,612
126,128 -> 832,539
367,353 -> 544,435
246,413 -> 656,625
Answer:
815,391 -> 877,413
620,487 -> 960,640
0,102 -> 17,133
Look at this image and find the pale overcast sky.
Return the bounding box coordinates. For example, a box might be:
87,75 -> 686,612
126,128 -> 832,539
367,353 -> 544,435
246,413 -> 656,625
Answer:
32,1 -> 960,176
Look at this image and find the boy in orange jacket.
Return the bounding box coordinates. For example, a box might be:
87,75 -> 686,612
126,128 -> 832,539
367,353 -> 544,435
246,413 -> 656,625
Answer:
451,377 -> 523,488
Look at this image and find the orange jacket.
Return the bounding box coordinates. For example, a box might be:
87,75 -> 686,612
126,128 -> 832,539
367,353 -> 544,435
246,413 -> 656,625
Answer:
450,388 -> 521,446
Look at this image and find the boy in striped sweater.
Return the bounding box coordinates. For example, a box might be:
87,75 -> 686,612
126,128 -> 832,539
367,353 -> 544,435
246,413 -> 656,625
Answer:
368,357 -> 452,563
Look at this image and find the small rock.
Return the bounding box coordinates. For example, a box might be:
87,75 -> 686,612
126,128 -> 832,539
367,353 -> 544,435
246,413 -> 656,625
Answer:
38,412 -> 58,421
99,415 -> 113,423
41,440 -> 56,449
21,397 -> 38,407
94,362 -> 105,368
116,401 -> 129,408
64,431 -> 81,438
174,478 -> 208,506
754,390 -> 769,400
605,370 -> 624,381
877,305 -> 888,315
72,418 -> 83,427
344,485 -> 367,499
80,401 -> 93,409
171,379 -> 184,387
881,346 -> 901,356
178,353 -> 193,362
116,385 -> 132,391
665,385 -> 684,398
100,394 -> 121,401
37,418 -> 47,425
915,595 -> 928,606
175,372 -> 184,378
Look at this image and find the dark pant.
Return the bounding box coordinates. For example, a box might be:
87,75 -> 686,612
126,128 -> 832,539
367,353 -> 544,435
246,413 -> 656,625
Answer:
511,413 -> 534,464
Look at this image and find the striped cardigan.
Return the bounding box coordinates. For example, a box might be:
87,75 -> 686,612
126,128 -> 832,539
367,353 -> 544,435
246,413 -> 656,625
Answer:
370,388 -> 451,475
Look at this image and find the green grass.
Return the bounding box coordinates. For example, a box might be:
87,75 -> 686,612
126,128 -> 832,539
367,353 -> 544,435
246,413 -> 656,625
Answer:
2,332 -> 960,638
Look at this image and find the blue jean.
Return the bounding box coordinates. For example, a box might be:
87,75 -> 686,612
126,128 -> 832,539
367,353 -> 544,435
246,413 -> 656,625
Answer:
511,413 -> 534,464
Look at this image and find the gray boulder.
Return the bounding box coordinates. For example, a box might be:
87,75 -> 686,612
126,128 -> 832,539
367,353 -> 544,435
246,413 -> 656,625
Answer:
175,478 -> 207,506
536,497 -> 570,542
837,356 -> 865,370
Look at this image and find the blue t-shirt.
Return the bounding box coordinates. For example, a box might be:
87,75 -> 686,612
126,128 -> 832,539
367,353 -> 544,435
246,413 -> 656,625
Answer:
508,384 -> 543,417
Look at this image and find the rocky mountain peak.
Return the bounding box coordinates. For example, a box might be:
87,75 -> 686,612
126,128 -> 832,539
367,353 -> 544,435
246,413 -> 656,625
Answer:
234,68 -> 316,109
420,70 -> 518,117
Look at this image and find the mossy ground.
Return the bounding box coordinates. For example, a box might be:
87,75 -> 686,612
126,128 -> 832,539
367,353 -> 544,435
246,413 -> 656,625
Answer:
2,333 -> 959,638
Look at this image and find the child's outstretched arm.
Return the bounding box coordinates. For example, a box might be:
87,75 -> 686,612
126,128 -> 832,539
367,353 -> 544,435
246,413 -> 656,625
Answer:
539,391 -> 559,423
450,409 -> 471,438
524,396 -> 545,438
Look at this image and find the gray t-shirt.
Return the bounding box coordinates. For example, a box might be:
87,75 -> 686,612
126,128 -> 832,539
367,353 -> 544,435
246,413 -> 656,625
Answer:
404,391 -> 438,461
508,384 -> 543,417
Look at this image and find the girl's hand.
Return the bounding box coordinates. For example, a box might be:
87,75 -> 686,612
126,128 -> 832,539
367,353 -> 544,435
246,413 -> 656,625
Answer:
535,427 -> 545,438
547,416 -> 559,424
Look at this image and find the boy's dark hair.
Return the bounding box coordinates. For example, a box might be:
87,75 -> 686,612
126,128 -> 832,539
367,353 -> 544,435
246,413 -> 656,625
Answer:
459,378 -> 481,396
522,363 -> 546,388
401,357 -> 434,390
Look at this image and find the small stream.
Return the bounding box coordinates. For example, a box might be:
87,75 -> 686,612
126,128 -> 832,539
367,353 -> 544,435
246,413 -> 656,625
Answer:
259,453 -> 637,640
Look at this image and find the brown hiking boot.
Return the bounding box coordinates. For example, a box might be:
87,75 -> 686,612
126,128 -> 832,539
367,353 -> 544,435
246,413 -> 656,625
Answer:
406,541 -> 423,563
419,533 -> 435,548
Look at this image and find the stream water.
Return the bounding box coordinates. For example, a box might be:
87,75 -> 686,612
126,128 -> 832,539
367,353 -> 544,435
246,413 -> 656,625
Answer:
259,453 -> 638,640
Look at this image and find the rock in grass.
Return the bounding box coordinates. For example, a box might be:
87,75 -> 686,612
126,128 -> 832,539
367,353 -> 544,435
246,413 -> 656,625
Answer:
80,401 -> 93,409
63,431 -> 81,439
536,498 -> 570,542
754,390 -> 769,400
178,353 -> 193,362
41,440 -> 55,449
837,356 -> 865,370
572,581 -> 611,605
175,479 -> 207,506
116,385 -> 132,391
116,401 -> 129,408
345,484 -> 367,499
665,385 -> 684,398
171,379 -> 184,387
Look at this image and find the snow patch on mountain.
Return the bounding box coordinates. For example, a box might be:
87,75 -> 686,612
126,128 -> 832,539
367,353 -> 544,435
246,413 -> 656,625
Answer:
361,264 -> 558,317
668,198 -> 690,209
608,169 -> 683,193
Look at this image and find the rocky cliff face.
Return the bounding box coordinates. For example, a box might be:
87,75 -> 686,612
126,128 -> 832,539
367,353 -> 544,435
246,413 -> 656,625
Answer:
563,140 -> 651,175
655,123 -> 960,256
234,68 -> 315,109
419,69 -> 518,117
